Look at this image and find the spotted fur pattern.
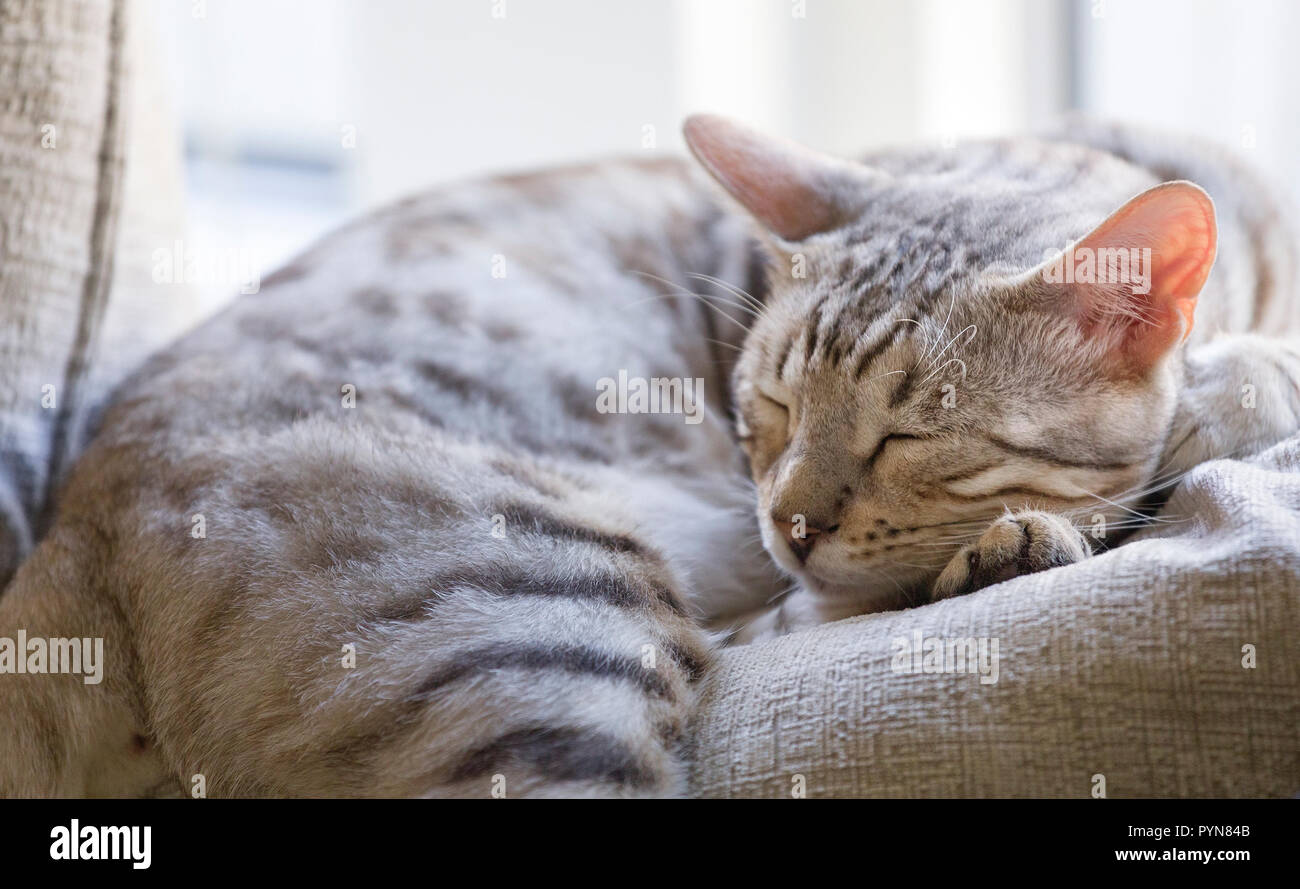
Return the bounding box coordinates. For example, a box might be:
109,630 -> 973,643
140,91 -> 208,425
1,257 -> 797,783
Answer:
0,159 -> 780,797
1,123 -> 1296,796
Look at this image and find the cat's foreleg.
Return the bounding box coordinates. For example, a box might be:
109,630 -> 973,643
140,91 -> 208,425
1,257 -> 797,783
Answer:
930,510 -> 1091,600
1163,334 -> 1300,477
731,510 -> 1092,636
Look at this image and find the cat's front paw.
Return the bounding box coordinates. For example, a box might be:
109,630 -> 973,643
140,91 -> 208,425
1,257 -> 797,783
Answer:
931,510 -> 1089,600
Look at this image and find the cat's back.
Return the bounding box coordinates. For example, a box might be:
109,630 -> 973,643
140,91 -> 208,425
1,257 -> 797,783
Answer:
96,155 -> 753,466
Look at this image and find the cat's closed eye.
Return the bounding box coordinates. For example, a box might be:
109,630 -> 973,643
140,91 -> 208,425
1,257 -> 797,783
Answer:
755,391 -> 792,435
858,432 -> 934,474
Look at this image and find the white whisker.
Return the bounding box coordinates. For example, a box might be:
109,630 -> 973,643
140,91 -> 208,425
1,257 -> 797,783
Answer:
922,323 -> 977,374
686,272 -> 766,313
920,357 -> 967,385
865,369 -> 907,384
704,337 -> 744,354
922,290 -> 958,363
627,271 -> 758,329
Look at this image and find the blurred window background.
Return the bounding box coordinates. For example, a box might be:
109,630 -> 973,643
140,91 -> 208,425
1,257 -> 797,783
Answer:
157,0 -> 1300,315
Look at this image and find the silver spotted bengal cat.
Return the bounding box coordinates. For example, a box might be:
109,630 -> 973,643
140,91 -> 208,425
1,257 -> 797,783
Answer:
2,115 -> 1298,797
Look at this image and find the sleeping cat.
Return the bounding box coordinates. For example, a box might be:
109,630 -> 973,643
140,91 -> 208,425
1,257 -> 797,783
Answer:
1,116 -> 1297,797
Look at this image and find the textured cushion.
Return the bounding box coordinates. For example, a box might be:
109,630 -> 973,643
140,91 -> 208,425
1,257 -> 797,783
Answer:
0,0 -> 192,587
689,432 -> 1300,798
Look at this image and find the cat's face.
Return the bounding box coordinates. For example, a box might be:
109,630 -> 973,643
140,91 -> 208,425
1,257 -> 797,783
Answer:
685,114 -> 1218,608
732,270 -> 1166,606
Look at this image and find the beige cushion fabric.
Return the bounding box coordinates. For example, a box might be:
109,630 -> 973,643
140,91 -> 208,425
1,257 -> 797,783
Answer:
61,0 -> 194,465
690,433 -> 1300,798
0,0 -> 122,585
0,0 -> 192,587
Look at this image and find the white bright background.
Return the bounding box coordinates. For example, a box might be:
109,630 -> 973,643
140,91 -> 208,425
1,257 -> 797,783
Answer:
155,0 -> 1300,315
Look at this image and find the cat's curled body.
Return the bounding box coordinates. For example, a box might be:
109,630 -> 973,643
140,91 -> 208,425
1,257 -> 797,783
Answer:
0,158 -> 781,797
2,120 -> 1298,797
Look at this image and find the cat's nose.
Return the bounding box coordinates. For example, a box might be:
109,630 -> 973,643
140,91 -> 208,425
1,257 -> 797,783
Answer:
772,518 -> 824,564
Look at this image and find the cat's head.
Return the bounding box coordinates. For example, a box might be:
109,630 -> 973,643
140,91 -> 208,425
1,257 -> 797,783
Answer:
684,114 -> 1218,609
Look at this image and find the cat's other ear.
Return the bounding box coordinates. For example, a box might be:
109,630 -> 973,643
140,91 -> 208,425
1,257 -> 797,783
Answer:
1035,180 -> 1217,370
683,114 -> 878,242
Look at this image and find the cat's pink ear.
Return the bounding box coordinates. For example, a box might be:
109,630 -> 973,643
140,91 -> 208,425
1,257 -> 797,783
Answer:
1046,181 -> 1217,369
683,114 -> 875,241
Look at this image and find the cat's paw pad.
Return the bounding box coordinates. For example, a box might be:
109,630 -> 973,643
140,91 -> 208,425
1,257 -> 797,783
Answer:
931,511 -> 1089,600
